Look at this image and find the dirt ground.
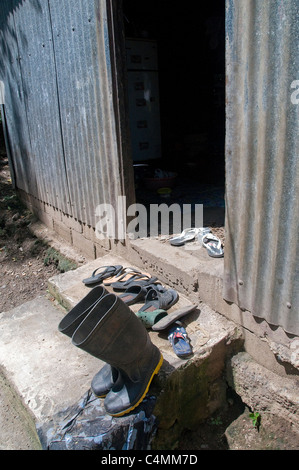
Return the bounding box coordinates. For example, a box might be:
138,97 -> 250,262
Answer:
0,138 -> 77,313
178,398 -> 299,451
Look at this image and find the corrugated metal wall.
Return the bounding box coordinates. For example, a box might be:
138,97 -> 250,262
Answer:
224,0 -> 299,335
0,0 -> 126,225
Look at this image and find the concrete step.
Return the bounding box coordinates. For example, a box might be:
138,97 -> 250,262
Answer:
0,249 -> 243,450
47,252 -> 243,449
47,250 -> 299,449
1,237 -> 297,449
0,296 -> 101,427
0,293 -> 160,450
227,352 -> 299,431
127,237 -> 224,308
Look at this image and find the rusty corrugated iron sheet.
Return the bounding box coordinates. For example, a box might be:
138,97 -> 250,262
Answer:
224,0 -> 299,335
0,0 -> 126,227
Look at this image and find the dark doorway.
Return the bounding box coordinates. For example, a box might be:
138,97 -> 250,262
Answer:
123,0 -> 225,228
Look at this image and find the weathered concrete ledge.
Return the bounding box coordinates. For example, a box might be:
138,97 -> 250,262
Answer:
127,237 -> 222,305
0,296 -> 101,424
0,366 -> 42,450
227,352 -> 299,430
27,206 -> 299,376
0,249 -> 245,450
48,252 -> 244,449
47,249 -> 299,447
12,218 -> 297,448
126,237 -> 299,378
2,245 -> 298,449
30,214 -> 299,378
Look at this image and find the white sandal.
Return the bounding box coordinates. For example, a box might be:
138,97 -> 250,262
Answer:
197,227 -> 211,244
202,233 -> 224,257
169,228 -> 199,246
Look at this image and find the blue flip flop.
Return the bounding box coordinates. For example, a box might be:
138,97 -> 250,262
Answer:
168,323 -> 192,358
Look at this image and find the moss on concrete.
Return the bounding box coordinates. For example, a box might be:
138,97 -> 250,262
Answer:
152,356 -> 221,449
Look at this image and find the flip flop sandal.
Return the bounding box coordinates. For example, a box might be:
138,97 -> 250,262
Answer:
135,309 -> 168,328
169,228 -> 199,246
197,227 -> 211,244
110,272 -> 158,291
151,305 -> 197,331
103,267 -> 139,285
168,324 -> 192,358
202,234 -> 224,258
82,265 -> 123,286
118,285 -> 148,306
138,287 -> 179,313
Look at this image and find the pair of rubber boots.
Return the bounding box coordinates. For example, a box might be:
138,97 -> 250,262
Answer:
58,286 -> 163,417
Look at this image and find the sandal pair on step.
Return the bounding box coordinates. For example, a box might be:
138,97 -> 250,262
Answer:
118,280 -> 197,344
169,227 -> 224,258
83,265 -> 158,289
132,285 -> 179,328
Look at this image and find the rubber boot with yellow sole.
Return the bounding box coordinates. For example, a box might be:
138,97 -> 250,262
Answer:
72,293 -> 163,416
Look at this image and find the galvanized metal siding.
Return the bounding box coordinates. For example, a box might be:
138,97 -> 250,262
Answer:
0,0 -> 71,211
0,0 -> 124,227
48,0 -> 123,225
13,0 -> 71,211
224,0 -> 299,335
0,0 -> 37,198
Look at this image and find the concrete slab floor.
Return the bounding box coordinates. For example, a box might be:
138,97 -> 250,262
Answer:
0,296 -> 101,425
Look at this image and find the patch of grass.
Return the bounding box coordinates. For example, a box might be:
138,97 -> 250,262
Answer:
1,192 -> 24,212
249,411 -> 261,431
44,247 -> 78,273
209,416 -> 223,426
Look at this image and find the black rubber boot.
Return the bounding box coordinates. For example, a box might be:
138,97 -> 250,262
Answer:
91,363 -> 120,398
58,285 -> 118,397
72,293 -> 163,416
58,285 -> 108,337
